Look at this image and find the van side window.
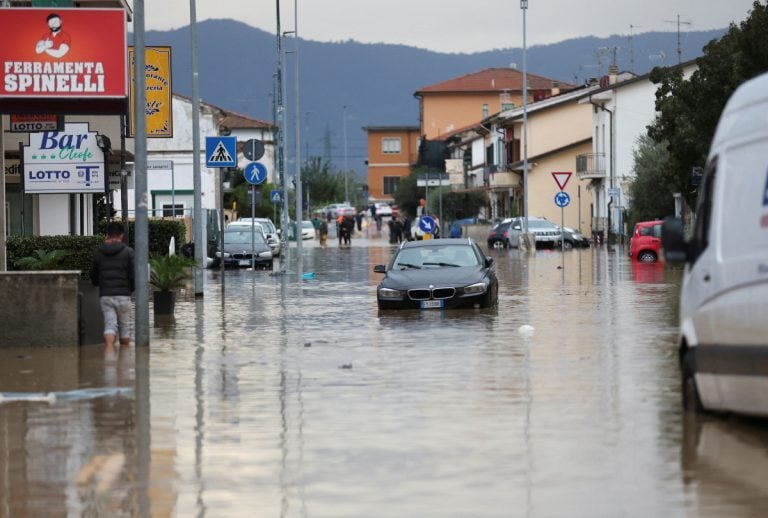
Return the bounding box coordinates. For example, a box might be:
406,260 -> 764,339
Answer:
692,157 -> 717,258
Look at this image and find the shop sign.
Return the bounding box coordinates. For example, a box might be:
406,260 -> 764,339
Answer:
22,122 -> 105,193
0,8 -> 127,98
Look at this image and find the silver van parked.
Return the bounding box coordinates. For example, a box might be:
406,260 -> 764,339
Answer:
662,71 -> 768,418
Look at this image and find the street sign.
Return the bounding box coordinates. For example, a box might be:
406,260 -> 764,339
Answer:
551,171 -> 572,191
607,187 -> 620,197
243,139 -> 265,161
554,191 -> 571,208
270,189 -> 282,203
205,136 -> 237,168
417,172 -> 450,187
418,215 -> 436,233
147,159 -> 173,170
244,162 -> 268,185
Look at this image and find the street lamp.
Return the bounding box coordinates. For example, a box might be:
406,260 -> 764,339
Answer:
342,104 -> 349,203
521,0 -> 529,236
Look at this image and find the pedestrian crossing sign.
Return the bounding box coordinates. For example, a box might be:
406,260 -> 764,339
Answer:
205,136 -> 237,168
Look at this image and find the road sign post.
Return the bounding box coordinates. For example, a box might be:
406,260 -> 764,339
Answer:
554,191 -> 571,254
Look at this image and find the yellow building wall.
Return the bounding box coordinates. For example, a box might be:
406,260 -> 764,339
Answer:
527,140 -> 593,235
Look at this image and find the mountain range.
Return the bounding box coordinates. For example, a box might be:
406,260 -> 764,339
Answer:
132,20 -> 726,179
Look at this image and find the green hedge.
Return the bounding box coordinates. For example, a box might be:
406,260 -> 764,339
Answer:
7,219 -> 186,280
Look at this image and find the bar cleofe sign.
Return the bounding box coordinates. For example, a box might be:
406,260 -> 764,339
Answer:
23,122 -> 106,194
0,8 -> 126,98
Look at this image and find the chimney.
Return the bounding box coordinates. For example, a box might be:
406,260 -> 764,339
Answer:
588,77 -> 599,87
551,80 -> 560,96
608,64 -> 618,85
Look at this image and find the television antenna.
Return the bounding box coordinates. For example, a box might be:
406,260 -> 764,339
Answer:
628,24 -> 642,73
664,14 -> 692,64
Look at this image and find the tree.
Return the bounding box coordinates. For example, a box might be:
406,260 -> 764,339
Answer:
648,1 -> 768,207
301,156 -> 345,208
627,135 -> 675,231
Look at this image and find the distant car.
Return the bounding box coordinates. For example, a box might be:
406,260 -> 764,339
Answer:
373,202 -> 393,217
561,226 -> 590,248
229,217 -> 281,257
486,219 -> 513,249
324,203 -> 357,218
629,220 -> 663,262
216,229 -> 273,269
301,220 -> 316,240
373,238 -> 498,310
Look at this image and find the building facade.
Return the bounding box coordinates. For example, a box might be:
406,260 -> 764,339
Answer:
364,126 -> 420,202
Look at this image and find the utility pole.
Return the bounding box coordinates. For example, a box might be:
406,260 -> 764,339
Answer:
292,0 -> 302,266
628,24 -> 642,73
134,0 -> 149,346
276,0 -> 289,274
521,0 -> 529,236
342,104 -> 349,203
664,14 -> 692,64
190,0 -> 204,296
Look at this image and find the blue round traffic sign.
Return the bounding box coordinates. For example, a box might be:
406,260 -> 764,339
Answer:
244,162 -> 267,185
554,191 -> 571,208
418,215 -> 436,234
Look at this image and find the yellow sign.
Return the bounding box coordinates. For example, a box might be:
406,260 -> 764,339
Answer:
129,46 -> 173,138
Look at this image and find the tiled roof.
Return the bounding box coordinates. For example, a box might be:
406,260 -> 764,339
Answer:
218,111 -> 274,130
415,67 -> 575,95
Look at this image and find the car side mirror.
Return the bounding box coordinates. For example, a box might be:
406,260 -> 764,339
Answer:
276,229 -> 282,235
485,256 -> 494,267
661,217 -> 688,263
373,264 -> 386,273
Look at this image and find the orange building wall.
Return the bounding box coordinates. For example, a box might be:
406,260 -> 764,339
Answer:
420,92 -> 525,139
366,129 -> 420,201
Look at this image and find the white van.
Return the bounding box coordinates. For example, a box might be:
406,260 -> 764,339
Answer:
662,71 -> 768,417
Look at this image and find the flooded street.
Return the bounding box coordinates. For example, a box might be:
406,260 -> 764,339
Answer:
2,230 -> 768,517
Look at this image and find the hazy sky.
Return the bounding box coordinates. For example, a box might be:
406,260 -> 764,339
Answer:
142,0 -> 759,53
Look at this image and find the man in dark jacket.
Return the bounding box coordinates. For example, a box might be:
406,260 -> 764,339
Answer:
90,221 -> 135,349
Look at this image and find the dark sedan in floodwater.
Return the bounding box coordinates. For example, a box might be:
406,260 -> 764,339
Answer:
374,239 -> 498,310
216,229 -> 273,269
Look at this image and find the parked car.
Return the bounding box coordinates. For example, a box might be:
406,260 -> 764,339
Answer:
487,217 -> 561,249
661,70 -> 768,418
228,217 -> 281,257
216,229 -> 273,269
373,238 -> 498,310
628,220 -> 663,262
561,226 -> 590,248
300,220 -> 316,240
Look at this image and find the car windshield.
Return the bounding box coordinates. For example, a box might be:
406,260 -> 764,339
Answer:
224,231 -> 266,244
302,221 -> 314,229
393,245 -> 479,269
527,220 -> 556,229
256,220 -> 276,233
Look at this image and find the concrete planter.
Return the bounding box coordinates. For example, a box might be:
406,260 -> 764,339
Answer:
0,271 -> 82,347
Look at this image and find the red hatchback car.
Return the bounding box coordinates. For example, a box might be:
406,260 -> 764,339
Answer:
628,220 -> 664,263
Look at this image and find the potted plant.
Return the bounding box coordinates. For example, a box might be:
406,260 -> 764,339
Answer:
149,254 -> 194,316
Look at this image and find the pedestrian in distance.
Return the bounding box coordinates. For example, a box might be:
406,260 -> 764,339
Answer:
393,219 -> 403,243
355,211 -> 364,232
319,219 -> 328,246
90,221 -> 135,354
403,216 -> 413,241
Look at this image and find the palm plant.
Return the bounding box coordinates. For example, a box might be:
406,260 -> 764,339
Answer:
14,249 -> 71,270
149,254 -> 194,292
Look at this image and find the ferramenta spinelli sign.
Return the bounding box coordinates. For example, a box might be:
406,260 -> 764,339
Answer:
0,8 -> 127,98
23,122 -> 106,194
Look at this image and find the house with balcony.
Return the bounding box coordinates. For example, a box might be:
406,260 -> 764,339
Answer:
363,126 -> 420,203
577,61 -> 697,240
415,67 -> 576,140
445,84 -> 600,233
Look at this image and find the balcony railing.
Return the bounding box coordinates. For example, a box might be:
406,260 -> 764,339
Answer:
576,153 -> 606,180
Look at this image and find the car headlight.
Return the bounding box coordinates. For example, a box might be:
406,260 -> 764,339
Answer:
215,251 -> 231,258
463,282 -> 487,294
378,287 -> 402,298
258,251 -> 272,258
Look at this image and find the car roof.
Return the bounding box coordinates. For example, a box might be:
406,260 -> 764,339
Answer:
399,238 -> 476,249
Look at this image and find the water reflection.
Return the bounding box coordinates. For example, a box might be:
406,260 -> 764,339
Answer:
1,240 -> 767,516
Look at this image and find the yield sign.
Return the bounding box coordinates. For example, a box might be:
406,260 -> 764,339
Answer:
551,171 -> 572,191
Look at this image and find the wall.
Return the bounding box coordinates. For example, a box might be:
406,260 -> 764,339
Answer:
422,92 -> 524,139
366,128 -> 419,201
0,272 -> 80,347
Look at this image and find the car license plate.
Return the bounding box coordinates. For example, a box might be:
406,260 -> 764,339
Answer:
420,300 -> 444,309
239,259 -> 250,266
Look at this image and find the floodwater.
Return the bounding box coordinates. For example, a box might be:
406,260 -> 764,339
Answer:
2,228 -> 768,517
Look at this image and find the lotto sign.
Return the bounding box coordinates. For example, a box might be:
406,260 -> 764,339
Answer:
0,8 -> 127,98
22,122 -> 105,193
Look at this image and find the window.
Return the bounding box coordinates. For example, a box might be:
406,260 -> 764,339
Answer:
692,156 -> 718,259
382,137 -> 401,154
383,176 -> 400,196
501,103 -> 515,111
482,104 -> 489,118
162,203 -> 185,217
